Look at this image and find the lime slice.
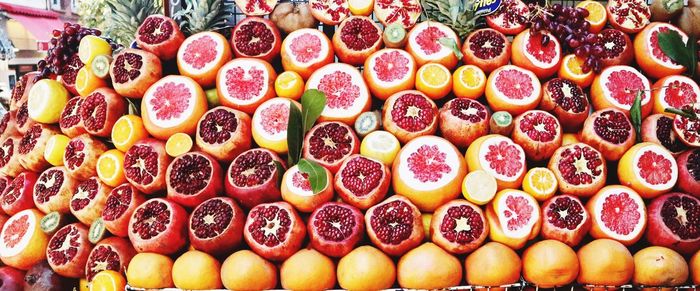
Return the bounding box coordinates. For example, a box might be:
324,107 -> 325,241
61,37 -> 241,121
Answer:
354,111 -> 381,138
490,111 -> 514,136
40,211 -> 65,235
383,23 -> 407,48
89,217 -> 107,244
91,54 -> 112,79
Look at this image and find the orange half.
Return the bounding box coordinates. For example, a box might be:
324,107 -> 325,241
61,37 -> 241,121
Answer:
558,54 -> 595,88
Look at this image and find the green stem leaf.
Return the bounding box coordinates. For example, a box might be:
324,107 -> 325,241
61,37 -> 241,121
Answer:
665,107 -> 699,120
300,89 -> 327,134
629,91 -> 643,143
438,37 -> 464,59
297,159 -> 328,195
287,101 -> 303,166
273,161 -> 285,189
658,30 -> 696,78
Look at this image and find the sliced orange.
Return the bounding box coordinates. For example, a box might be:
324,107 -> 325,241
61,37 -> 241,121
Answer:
577,0 -> 606,33
522,167 -> 557,201
453,65 -> 486,99
275,71 -> 305,100
75,67 -> 108,97
91,270 -> 127,291
111,115 -> 149,152
165,132 -> 193,157
558,54 -> 595,88
415,63 -> 452,100
96,149 -> 127,187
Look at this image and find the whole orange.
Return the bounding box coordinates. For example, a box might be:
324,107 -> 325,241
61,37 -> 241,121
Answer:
465,242 -> 521,290
280,248 -> 336,291
126,253 -> 174,288
633,246 -> 689,289
221,250 -> 277,291
397,242 -> 462,289
577,239 -> 634,286
522,240 -> 579,288
691,251 -> 700,284
171,250 -> 223,290
337,245 -> 396,290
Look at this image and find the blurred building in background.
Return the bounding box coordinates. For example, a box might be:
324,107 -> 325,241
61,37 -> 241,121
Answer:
0,0 -> 78,102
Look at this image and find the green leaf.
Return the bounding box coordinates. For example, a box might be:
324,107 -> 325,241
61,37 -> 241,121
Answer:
273,160 -> 285,189
287,101 -> 303,166
687,36 -> 697,78
658,31 -> 693,76
300,89 -> 327,134
297,159 -> 328,195
438,37 -> 464,59
630,91 -> 643,143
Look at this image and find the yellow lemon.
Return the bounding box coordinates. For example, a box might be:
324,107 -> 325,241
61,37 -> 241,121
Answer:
275,71 -> 305,100
79,35 -> 112,65
360,130 -> 400,166
27,79 -> 69,123
44,134 -> 70,166
462,170 -> 498,205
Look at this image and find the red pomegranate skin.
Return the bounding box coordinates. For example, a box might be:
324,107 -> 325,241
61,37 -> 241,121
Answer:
646,192 -> 700,255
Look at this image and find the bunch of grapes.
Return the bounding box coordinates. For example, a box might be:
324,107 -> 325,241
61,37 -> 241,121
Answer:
528,3 -> 605,73
37,23 -> 120,79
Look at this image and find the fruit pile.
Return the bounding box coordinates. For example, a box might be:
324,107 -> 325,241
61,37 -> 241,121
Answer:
1,0 -> 700,289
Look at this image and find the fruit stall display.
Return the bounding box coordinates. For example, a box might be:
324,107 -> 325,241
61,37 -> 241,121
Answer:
2,0 -> 700,289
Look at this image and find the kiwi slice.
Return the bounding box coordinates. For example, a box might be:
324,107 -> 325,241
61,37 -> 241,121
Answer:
490,111 -> 514,136
354,111 -> 381,138
40,212 -> 64,235
89,217 -> 108,244
383,23 -> 407,48
91,54 -> 112,79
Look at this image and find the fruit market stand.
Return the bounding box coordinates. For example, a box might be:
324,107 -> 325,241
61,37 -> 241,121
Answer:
3,0 -> 700,290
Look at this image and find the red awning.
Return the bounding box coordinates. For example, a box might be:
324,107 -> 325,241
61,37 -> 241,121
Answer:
0,3 -> 64,41
0,3 -> 60,18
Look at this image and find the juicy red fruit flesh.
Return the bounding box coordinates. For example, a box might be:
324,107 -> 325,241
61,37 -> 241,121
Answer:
431,200 -> 488,254
168,155 -> 211,195
244,202 -> 306,261
128,198 -> 187,255
558,144 -> 604,186
541,195 -> 591,247
166,152 -> 222,208
308,202 -> 364,257
391,93 -> 437,132
338,156 -> 383,197
189,197 -> 244,256
366,197 -> 423,256
225,148 -> 283,208
647,193 -> 700,254
247,205 -> 293,246
232,18 -> 280,61
46,224 -> 91,278
304,122 -> 359,173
